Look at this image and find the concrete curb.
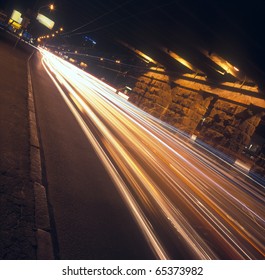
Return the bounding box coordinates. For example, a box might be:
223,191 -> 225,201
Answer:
27,52 -> 54,260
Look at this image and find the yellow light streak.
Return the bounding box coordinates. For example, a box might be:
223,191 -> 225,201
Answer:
38,48 -> 265,259
162,48 -> 203,74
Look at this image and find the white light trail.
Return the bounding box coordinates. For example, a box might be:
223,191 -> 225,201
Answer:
39,48 -> 265,259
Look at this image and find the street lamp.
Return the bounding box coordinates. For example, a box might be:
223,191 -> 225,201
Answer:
38,3 -> 55,13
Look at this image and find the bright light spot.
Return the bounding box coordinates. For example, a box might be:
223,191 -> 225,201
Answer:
36,13 -> 55,30
165,49 -> 199,73
80,62 -> 87,68
10,10 -> 22,24
117,91 -> 129,100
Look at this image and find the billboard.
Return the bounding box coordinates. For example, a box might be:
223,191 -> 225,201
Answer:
10,10 -> 22,24
36,13 -> 54,30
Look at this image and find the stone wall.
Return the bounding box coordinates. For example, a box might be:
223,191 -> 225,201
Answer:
130,69 -> 172,118
198,100 -> 264,153
129,70 -> 265,174
162,87 -> 213,135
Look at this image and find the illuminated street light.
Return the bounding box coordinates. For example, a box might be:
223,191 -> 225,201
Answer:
38,3 -> 55,13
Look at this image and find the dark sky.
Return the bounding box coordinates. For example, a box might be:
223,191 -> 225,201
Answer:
1,0 -> 265,81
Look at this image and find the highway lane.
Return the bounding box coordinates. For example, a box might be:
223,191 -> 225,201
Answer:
37,48 -> 265,259
29,50 -> 155,260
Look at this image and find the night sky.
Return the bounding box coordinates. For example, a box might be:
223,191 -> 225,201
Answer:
1,0 -> 265,81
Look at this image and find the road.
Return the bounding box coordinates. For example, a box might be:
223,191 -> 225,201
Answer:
30,48 -> 265,259
30,49 -> 154,260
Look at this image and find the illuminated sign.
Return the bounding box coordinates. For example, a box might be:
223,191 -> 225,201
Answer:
36,13 -> 55,30
8,19 -> 21,29
10,10 -> 22,24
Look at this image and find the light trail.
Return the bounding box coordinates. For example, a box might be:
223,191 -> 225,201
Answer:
39,48 -> 265,259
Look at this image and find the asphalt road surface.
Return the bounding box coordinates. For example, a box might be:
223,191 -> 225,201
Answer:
30,48 -> 265,260
30,50 -> 155,260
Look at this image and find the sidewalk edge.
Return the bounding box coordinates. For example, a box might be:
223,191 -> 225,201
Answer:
27,51 -> 54,260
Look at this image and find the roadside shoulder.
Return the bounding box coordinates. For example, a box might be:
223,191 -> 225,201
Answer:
27,51 -> 54,260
